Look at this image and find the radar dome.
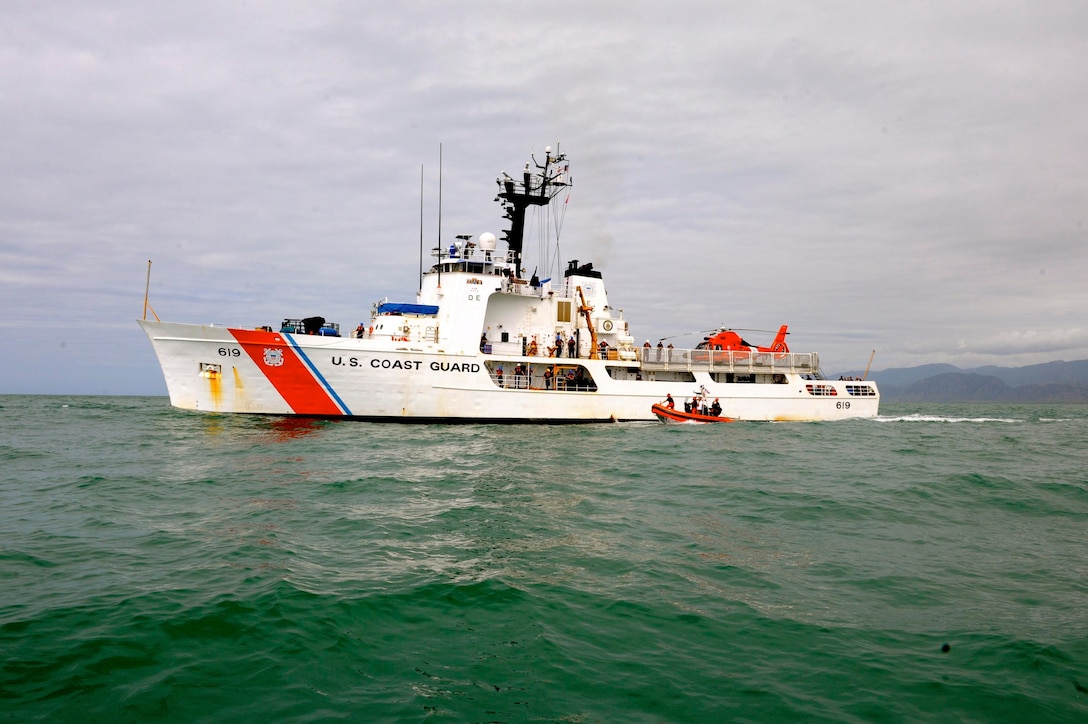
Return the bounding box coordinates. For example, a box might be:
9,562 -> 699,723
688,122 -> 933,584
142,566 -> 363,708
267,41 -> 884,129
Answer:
478,232 -> 497,251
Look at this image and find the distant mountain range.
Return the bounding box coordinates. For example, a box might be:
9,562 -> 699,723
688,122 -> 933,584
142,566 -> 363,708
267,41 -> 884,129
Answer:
836,359 -> 1088,403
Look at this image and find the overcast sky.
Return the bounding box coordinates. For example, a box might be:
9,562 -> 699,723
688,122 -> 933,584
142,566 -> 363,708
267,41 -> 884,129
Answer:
3,1 -> 1087,395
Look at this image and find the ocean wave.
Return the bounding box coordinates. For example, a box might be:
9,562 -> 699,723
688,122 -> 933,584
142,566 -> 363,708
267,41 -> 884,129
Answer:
875,413 -> 1023,423
4,395 -> 1088,721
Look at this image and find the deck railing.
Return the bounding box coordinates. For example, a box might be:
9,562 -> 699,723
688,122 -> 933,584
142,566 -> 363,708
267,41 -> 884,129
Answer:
638,348 -> 819,374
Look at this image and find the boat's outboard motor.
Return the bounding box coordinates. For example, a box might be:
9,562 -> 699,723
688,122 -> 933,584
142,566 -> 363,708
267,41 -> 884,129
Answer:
302,316 -> 325,335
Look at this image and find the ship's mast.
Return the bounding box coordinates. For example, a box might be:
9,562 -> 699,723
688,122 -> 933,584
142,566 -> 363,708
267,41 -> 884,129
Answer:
496,146 -> 570,279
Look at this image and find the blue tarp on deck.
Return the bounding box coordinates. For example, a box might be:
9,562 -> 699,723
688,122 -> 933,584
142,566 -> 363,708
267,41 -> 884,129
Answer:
377,303 -> 440,315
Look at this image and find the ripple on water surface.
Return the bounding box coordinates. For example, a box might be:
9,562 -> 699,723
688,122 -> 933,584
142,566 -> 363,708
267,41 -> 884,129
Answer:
1,398 -> 1087,721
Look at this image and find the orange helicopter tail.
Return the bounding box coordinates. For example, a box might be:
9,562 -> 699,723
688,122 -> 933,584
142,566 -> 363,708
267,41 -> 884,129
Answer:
767,325 -> 789,353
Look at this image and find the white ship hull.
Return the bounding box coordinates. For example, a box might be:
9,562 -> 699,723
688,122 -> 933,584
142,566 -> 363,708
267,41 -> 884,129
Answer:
139,320 -> 879,423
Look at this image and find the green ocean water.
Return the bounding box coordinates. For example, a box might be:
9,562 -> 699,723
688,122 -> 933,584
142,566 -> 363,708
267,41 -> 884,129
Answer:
1,395 -> 1087,722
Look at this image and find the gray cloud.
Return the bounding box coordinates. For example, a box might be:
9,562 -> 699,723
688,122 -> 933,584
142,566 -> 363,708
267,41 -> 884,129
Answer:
3,1 -> 1087,393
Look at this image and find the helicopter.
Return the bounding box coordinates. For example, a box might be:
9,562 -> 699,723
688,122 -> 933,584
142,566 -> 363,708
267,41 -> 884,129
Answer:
694,324 -> 790,353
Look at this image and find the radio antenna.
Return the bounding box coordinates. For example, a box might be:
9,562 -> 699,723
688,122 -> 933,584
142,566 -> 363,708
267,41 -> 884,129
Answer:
437,143 -> 443,257
418,164 -> 424,293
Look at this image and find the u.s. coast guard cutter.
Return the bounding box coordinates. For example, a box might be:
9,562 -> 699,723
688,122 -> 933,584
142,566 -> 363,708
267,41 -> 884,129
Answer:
140,146 -> 879,422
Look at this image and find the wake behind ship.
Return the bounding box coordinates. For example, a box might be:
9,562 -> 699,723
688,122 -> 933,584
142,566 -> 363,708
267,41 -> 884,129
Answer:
140,146 -> 879,422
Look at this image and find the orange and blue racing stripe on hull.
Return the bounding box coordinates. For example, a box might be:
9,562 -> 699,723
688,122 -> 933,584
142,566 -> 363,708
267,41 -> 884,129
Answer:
229,328 -> 351,415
